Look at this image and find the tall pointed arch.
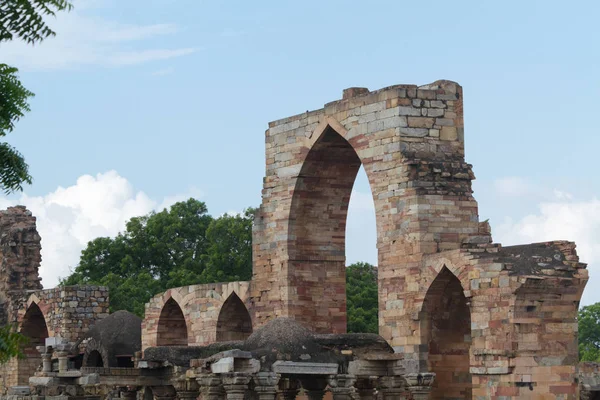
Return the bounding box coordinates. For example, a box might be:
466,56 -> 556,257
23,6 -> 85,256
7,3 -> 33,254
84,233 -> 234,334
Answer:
216,292 -> 252,342
156,298 -> 188,346
19,302 -> 49,385
420,266 -> 472,399
286,124 -> 364,333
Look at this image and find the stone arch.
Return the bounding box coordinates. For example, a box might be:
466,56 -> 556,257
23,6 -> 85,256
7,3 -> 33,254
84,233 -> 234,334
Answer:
18,302 -> 49,385
286,120 -> 378,333
86,350 -> 104,367
216,292 -> 253,342
156,297 -> 188,346
420,266 -> 472,399
82,338 -> 109,368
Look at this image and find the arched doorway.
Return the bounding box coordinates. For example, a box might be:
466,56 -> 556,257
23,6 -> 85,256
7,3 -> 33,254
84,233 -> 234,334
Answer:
87,350 -> 104,367
19,303 -> 49,384
421,267 -> 472,399
216,292 -> 252,342
287,125 -> 363,333
156,298 -> 187,346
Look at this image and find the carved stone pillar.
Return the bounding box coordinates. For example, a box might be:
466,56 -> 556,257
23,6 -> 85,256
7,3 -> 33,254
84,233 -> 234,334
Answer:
328,374 -> 357,400
404,373 -> 434,400
222,373 -> 251,400
278,378 -> 300,400
253,372 -> 279,400
378,376 -> 407,400
175,378 -> 200,400
197,374 -> 224,400
42,352 -> 52,373
354,378 -> 376,400
56,351 -> 69,373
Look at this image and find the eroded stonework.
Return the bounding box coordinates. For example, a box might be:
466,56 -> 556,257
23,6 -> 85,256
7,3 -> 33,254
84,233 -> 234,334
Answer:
0,81 -> 590,400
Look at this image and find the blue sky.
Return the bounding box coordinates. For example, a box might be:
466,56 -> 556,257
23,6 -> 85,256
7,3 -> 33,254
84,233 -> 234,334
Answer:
1,0 -> 599,304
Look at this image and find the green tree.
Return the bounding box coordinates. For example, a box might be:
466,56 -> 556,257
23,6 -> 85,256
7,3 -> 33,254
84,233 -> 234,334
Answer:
61,200 -> 257,316
200,209 -> 255,283
579,302 -> 600,361
346,262 -> 378,334
0,64 -> 34,194
0,0 -> 73,361
0,0 -> 73,194
0,0 -> 73,43
0,325 -> 27,363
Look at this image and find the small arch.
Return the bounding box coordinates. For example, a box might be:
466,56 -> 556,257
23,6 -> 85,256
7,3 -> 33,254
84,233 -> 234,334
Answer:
19,303 -> 49,385
87,350 -> 104,367
216,292 -> 252,342
156,298 -> 188,346
420,266 -> 472,399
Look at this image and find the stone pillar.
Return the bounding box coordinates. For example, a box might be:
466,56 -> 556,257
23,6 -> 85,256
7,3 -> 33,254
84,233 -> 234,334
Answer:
378,376 -> 407,400
57,351 -> 69,373
197,374 -> 224,400
404,373 -> 434,400
178,391 -> 200,400
222,373 -> 251,400
354,378 -> 376,400
254,372 -> 279,400
42,352 -> 52,373
328,374 -> 357,400
278,378 -> 300,400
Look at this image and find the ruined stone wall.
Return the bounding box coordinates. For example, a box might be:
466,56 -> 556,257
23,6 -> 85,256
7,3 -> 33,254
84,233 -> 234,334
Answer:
252,80 -> 482,336
0,207 -> 42,325
416,241 -> 586,399
248,81 -> 587,399
141,281 -> 251,350
0,206 -> 110,391
0,285 -> 109,389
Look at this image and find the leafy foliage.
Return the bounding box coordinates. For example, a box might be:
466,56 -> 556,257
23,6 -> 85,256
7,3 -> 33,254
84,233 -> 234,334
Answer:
346,262 -> 378,334
61,199 -> 255,316
0,0 -> 73,43
200,209 -> 255,283
0,65 -> 33,194
579,302 -> 600,361
0,325 -> 27,364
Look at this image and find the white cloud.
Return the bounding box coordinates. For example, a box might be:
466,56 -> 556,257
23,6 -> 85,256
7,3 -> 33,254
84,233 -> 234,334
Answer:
495,196 -> 600,306
0,1 -> 198,70
0,171 -> 202,288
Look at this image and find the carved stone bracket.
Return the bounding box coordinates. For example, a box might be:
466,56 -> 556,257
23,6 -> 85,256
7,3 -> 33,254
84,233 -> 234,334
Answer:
253,372 -> 280,400
328,374 -> 357,400
197,374 -> 224,400
221,373 -> 251,400
378,376 -> 408,400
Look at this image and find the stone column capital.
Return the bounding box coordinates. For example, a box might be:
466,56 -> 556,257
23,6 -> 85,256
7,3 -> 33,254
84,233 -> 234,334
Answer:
222,373 -> 251,400
197,374 -> 224,400
328,374 -> 357,400
378,376 -> 408,400
254,372 -> 280,400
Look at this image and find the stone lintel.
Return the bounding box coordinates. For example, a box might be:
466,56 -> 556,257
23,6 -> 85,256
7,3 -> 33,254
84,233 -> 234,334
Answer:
272,361 -> 338,375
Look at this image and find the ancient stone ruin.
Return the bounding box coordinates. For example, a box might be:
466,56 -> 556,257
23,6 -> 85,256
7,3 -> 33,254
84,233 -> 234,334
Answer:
0,80 -> 592,399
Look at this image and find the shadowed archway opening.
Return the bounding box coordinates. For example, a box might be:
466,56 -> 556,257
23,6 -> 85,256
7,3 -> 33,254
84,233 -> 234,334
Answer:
421,267 -> 472,399
19,303 -> 48,384
216,292 -> 253,342
156,298 -> 187,346
87,350 -> 104,367
287,125 -> 363,333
